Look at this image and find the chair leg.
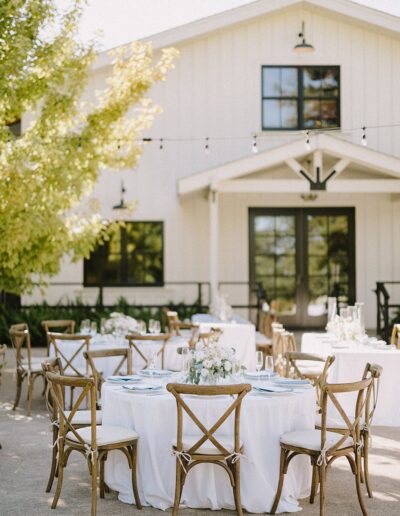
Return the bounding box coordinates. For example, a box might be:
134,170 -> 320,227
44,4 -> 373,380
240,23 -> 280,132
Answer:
233,459 -> 243,516
46,426 -> 58,492
51,443 -> 65,509
270,447 -> 287,514
99,457 -> 105,499
355,452 -> 368,515
319,465 -> 326,516
27,375 -> 34,416
91,454 -> 98,516
172,458 -> 183,516
13,372 -> 23,411
130,443 -> 142,509
363,434 -> 373,498
310,463 -> 319,504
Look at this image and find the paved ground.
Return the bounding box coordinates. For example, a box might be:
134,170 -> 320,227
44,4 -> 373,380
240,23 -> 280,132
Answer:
0,347 -> 399,516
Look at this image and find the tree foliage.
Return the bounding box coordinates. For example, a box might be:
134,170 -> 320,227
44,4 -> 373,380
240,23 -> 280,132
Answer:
0,0 -> 177,294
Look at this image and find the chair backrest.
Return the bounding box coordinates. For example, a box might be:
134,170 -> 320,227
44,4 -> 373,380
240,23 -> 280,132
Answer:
258,308 -> 279,338
42,358 -> 64,423
390,323 -> 400,348
285,351 -> 335,409
9,324 -> 32,370
84,348 -> 132,390
46,371 -> 97,452
320,376 -> 372,455
126,332 -> 171,369
48,332 -> 91,375
362,362 -> 383,429
167,383 -> 251,456
42,320 -> 76,351
197,327 -> 223,348
273,330 -> 294,374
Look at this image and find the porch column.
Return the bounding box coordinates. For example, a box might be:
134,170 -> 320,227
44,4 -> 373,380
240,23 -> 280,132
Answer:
209,187 -> 219,304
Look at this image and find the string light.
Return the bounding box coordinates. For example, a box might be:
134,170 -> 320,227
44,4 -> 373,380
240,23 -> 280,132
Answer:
159,138 -> 163,150
305,130 -> 311,150
204,137 -> 210,155
252,134 -> 258,153
361,126 -> 367,146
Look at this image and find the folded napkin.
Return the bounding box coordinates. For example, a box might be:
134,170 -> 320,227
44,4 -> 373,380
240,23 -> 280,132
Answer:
244,371 -> 277,379
138,369 -> 173,377
107,375 -> 141,383
122,383 -> 162,391
253,384 -> 292,393
273,378 -> 311,386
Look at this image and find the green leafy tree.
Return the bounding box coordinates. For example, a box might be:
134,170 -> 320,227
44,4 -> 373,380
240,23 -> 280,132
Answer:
0,0 -> 177,294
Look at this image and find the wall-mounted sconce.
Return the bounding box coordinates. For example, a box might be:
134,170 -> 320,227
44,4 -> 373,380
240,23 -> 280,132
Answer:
294,21 -> 315,53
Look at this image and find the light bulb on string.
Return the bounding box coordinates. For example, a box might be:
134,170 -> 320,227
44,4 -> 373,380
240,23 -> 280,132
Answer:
361,126 -> 367,146
204,137 -> 210,155
252,134 -> 258,153
159,138 -> 164,150
305,130 -> 311,150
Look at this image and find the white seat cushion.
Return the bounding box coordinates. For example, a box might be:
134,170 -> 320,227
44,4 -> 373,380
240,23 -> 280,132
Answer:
256,332 -> 272,345
297,361 -> 324,376
64,410 -> 102,425
280,429 -> 353,451
21,360 -> 44,373
66,425 -> 138,446
174,435 -> 242,455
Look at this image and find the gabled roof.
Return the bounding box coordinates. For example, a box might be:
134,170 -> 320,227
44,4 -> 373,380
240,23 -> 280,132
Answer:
178,133 -> 400,196
94,0 -> 400,70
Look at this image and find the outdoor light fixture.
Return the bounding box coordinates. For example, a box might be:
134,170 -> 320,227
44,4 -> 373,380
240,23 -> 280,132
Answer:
252,134 -> 258,153
112,180 -> 127,210
294,21 -> 314,53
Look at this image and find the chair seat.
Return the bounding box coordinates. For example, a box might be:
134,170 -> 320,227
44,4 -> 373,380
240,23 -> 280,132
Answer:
65,410 -> 103,425
297,361 -> 324,376
173,435 -> 242,455
280,429 -> 353,451
66,425 -> 138,447
20,360 -> 44,373
256,332 -> 272,345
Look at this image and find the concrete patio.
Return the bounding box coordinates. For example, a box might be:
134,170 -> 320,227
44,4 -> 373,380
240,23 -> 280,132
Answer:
1,347 -> 399,516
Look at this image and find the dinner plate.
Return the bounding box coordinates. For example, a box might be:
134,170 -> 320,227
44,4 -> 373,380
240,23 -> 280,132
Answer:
273,378 -> 311,387
253,384 -> 292,393
122,383 -> 163,394
107,375 -> 142,383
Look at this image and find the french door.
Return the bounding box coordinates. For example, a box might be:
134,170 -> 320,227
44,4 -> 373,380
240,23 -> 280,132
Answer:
249,208 -> 355,328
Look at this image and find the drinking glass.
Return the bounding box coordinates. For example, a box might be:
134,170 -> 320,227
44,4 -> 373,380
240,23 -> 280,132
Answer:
255,351 -> 263,372
80,319 -> 90,334
137,320 -> 146,334
153,320 -> 161,334
90,321 -> 97,335
265,356 -> 274,378
100,318 -> 107,335
148,319 -> 156,334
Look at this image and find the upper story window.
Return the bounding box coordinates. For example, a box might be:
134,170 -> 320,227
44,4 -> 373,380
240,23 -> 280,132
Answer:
262,66 -> 340,130
84,221 -> 164,287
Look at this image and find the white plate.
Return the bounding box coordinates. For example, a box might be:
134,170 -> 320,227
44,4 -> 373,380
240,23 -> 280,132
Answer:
122,383 -> 162,391
244,371 -> 278,379
253,384 -> 292,393
273,378 -> 312,387
107,375 -> 142,383
138,369 -> 174,378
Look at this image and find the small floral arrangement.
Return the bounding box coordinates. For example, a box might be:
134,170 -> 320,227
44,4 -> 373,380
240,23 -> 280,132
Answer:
103,312 -> 138,335
186,342 -> 244,384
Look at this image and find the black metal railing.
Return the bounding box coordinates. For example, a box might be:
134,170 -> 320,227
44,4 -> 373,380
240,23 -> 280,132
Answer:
375,281 -> 400,341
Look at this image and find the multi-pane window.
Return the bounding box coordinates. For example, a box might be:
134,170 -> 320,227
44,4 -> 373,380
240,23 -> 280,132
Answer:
262,66 -> 340,130
84,221 -> 164,286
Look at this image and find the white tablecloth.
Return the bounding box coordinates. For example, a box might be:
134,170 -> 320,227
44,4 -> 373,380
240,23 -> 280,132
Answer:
192,315 -> 256,370
302,333 -> 400,426
102,381 -> 315,513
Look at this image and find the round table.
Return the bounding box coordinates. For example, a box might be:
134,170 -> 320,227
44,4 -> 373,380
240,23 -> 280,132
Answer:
102,380 -> 316,513
302,333 -> 400,426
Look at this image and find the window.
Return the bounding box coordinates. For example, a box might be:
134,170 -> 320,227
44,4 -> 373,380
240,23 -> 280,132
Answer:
262,66 -> 340,130
84,221 -> 164,286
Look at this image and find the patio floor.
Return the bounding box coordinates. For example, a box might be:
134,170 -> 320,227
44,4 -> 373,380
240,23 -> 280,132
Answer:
0,347 -> 399,515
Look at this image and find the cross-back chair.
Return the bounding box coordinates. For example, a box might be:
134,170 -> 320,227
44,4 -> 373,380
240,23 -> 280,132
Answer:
271,375 -> 373,516
84,347 -> 132,393
164,310 -> 194,336
45,371 -> 141,516
9,323 -> 45,415
315,362 -> 382,499
167,382 -> 251,516
285,352 -> 336,411
42,320 -> 76,355
273,330 -> 295,375
390,323 -> 400,348
41,358 -> 103,493
126,332 -> 170,369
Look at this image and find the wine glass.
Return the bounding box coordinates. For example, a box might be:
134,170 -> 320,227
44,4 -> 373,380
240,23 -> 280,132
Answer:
148,319 -> 156,334
100,318 -> 107,335
255,351 -> 263,373
80,319 -> 90,334
90,321 -> 97,336
153,320 -> 161,334
137,320 -> 146,334
265,356 -> 274,378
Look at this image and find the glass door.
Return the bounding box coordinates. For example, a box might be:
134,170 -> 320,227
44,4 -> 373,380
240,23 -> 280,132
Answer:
249,208 -> 355,328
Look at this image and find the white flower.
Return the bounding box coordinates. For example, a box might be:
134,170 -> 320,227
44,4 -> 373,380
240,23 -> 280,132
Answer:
200,368 -> 208,378
196,351 -> 205,361
224,361 -> 232,372
203,359 -> 212,369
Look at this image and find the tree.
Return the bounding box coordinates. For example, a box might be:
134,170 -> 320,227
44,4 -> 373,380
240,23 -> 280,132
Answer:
0,0 -> 177,294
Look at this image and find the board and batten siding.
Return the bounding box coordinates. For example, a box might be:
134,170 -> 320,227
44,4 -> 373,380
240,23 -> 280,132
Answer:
22,5 -> 400,329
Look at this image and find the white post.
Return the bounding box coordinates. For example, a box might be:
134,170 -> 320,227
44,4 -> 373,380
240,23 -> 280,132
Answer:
209,188 -> 219,305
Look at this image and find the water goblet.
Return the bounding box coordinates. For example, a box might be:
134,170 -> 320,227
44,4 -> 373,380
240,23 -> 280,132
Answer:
265,356 -> 274,378
148,319 -> 156,334
255,351 -> 263,373
153,320 -> 161,334
90,321 -> 97,336
100,318 -> 107,335
137,320 -> 146,334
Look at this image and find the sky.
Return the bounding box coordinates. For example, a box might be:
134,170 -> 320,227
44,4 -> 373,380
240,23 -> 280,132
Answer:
59,0 -> 400,51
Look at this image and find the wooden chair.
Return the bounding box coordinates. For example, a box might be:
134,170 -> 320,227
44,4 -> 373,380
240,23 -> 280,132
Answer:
390,323 -> 400,348
9,323 -> 45,416
273,330 -> 295,375
165,310 -> 194,336
84,347 -> 132,393
166,382 -> 252,516
315,363 -> 383,499
45,371 -> 141,515
41,358 -> 102,493
126,332 -> 171,369
42,320 -> 76,355
271,375 -> 372,516
197,327 -> 223,347
48,332 -> 92,408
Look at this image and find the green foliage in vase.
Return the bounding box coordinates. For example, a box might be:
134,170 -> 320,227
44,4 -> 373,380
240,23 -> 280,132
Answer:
0,0 -> 177,294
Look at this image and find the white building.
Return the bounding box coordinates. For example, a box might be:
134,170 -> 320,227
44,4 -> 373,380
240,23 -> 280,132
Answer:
23,0 -> 400,330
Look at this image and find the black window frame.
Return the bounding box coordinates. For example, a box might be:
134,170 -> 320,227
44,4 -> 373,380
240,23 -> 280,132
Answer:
261,65 -> 341,131
84,221 -> 164,288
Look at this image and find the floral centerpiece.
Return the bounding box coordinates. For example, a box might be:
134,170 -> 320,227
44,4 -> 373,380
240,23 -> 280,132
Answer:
103,312 -> 138,336
186,342 -> 244,385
